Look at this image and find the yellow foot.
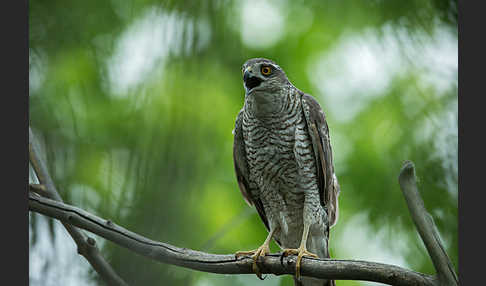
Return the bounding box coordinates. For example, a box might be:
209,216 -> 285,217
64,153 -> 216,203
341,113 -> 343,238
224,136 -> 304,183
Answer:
235,244 -> 271,280
280,247 -> 319,280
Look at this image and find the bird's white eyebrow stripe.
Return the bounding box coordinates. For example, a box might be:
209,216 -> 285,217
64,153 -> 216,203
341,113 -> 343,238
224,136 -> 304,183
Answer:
268,63 -> 280,70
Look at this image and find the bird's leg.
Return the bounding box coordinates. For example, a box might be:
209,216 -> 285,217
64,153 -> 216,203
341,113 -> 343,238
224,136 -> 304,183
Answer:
280,222 -> 318,280
235,226 -> 279,280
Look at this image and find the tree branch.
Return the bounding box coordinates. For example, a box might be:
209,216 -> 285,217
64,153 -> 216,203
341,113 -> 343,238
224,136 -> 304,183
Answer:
28,129 -> 455,286
398,161 -> 458,286
29,193 -> 438,286
29,127 -> 128,286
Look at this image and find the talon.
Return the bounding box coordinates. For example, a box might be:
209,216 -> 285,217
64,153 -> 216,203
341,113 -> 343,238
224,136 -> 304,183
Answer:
235,249 -> 258,258
235,244 -> 270,280
281,248 -> 300,257
252,259 -> 264,280
280,252 -> 286,266
281,247 -> 319,280
235,227 -> 278,280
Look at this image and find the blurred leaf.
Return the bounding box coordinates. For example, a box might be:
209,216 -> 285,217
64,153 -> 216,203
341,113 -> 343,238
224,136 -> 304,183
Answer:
29,0 -> 457,285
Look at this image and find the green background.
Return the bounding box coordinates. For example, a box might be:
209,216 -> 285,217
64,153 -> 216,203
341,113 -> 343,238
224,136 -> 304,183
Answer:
29,1 -> 457,285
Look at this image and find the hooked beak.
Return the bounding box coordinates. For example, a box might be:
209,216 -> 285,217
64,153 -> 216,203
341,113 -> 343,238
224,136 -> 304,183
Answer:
243,70 -> 263,91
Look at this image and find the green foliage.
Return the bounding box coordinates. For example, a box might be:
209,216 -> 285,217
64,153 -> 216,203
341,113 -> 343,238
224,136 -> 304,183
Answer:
30,0 -> 457,285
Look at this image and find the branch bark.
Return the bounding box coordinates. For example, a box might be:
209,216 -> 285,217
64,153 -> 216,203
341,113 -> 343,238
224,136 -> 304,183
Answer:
398,161 -> 458,286
29,193 -> 438,286
28,129 -> 455,286
29,127 -> 128,286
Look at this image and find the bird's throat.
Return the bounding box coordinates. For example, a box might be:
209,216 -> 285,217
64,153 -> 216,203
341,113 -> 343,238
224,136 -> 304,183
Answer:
246,91 -> 284,119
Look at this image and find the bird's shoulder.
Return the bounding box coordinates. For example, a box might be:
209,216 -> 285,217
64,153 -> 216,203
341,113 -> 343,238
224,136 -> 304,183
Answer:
300,92 -> 329,132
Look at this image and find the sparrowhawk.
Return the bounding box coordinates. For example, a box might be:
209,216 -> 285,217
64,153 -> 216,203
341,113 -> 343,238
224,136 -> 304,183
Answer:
233,58 -> 340,286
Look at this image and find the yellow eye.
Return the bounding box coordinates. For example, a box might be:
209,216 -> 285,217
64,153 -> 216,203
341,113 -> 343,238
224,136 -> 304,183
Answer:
261,66 -> 272,76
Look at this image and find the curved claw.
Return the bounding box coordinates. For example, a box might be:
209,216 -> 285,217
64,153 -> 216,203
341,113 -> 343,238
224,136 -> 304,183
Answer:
280,251 -> 286,266
281,247 -> 319,281
252,261 -> 266,280
252,252 -> 264,280
235,245 -> 270,280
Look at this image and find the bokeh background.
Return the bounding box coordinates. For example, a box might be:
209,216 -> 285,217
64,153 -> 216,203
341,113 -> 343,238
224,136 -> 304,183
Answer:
29,1 -> 458,285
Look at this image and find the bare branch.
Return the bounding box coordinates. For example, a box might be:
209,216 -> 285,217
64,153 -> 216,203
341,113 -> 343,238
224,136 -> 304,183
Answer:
29,127 -> 128,286
28,129 -> 455,286
398,161 -> 458,286
29,193 -> 438,286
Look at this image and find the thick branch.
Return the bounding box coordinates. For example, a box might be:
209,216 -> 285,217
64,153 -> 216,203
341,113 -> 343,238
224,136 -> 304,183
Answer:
398,161 -> 458,286
29,127 -> 128,286
29,193 -> 437,286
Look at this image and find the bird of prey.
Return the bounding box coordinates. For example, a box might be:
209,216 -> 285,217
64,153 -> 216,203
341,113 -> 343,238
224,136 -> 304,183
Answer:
233,58 -> 340,286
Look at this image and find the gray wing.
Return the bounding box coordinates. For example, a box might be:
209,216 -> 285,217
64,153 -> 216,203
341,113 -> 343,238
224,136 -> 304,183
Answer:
301,93 -> 340,227
233,110 -> 271,233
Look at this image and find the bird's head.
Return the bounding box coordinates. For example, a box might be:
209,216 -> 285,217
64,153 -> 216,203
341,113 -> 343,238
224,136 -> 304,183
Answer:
241,58 -> 290,95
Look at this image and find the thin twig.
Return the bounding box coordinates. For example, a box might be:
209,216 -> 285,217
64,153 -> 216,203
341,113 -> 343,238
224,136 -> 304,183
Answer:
398,160 -> 458,286
29,193 -> 438,286
29,127 -> 128,286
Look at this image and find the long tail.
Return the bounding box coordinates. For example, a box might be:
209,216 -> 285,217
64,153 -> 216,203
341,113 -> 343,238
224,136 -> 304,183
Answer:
293,232 -> 334,286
